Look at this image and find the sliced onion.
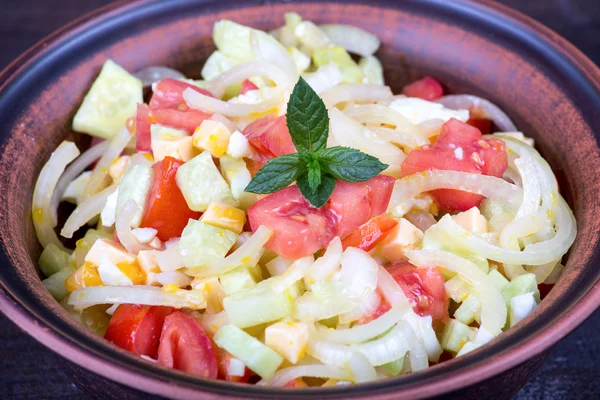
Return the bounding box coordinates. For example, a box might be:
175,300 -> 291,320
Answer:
347,352 -> 377,383
387,170 -> 523,217
340,247 -> 379,298
402,313 -> 443,362
354,324 -> 411,366
437,95 -> 517,132
272,255 -> 314,293
305,237 -> 342,284
209,113 -> 239,133
294,290 -> 358,321
199,311 -> 229,336
155,245 -> 184,272
329,108 -> 404,177
266,256 -> 293,277
51,140 -> 110,226
303,63 -> 343,94
184,87 -> 283,117
204,61 -> 292,99
81,127 -> 131,202
319,24 -> 380,57
395,321 -> 428,372
338,289 -> 381,324
115,200 -> 150,255
250,31 -> 298,83
436,196 -> 576,266
525,259 -> 560,284
321,84 -> 393,109
377,266 -> 412,308
371,127 -> 428,151
344,104 -> 424,140
408,249 -> 506,335
258,364 -> 352,387
185,225 -> 272,278
155,271 -> 192,287
68,286 -> 206,311
134,66 -> 185,88
32,141 -> 80,250
317,304 -> 409,344
499,212 -> 551,250
60,184 -> 117,238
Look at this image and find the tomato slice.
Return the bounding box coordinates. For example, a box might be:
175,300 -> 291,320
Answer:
152,108 -> 212,135
217,348 -> 253,383
341,214 -> 398,251
401,118 -> 507,211
466,118 -> 492,135
240,79 -> 259,95
248,176 -> 395,259
401,76 -> 444,101
136,103 -> 152,152
157,311 -> 218,378
104,304 -> 174,358
140,157 -> 201,241
149,78 -> 214,110
386,262 -> 449,321
243,115 -> 296,158
248,185 -> 336,259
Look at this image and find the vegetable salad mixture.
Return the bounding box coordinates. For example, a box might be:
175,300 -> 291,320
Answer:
34,13 -> 576,387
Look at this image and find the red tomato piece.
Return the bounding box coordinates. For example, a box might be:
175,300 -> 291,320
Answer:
386,262 -> 449,321
401,76 -> 444,101
140,157 -> 201,241
149,78 -> 214,110
217,349 -> 253,383
104,304 -> 174,359
466,118 -> 492,135
401,118 -> 507,211
248,175 -> 395,259
157,312 -> 218,378
355,291 -> 391,325
136,103 -> 152,152
329,175 -> 396,239
341,214 -> 398,251
240,79 -> 259,95
243,115 -> 296,158
248,185 -> 337,259
152,108 -> 212,135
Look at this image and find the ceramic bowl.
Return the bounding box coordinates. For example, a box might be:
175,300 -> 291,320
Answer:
0,0 -> 599,398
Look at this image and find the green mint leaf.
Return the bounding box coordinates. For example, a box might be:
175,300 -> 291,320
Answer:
307,158 -> 321,192
297,173 -> 336,208
286,77 -> 329,152
316,146 -> 388,182
245,154 -> 304,194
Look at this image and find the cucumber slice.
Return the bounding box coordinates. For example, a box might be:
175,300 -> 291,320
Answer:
43,265 -> 76,301
39,243 -> 72,277
201,50 -> 240,81
440,318 -> 472,353
176,151 -> 236,212
220,266 -> 257,296
213,20 -> 281,62
444,275 -> 471,303
219,155 -> 257,211
214,324 -> 283,379
359,56 -> 384,85
223,279 -> 293,328
502,273 -> 540,305
73,60 -> 142,139
312,46 -> 363,83
116,162 -> 154,227
423,224 -> 490,273
178,220 -> 238,268
454,294 -> 481,325
487,269 -> 510,292
381,356 -> 406,376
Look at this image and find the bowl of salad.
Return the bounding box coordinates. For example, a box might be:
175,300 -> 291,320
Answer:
0,0 -> 599,399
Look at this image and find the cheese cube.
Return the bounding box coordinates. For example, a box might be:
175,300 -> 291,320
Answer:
452,207 -> 488,233
201,202 -> 246,234
192,276 -> 226,313
151,136 -> 195,162
380,218 -> 423,262
137,250 -> 160,286
109,156 -> 131,183
85,239 -> 135,266
192,120 -> 231,157
219,155 -> 258,210
97,253 -> 133,286
265,321 -> 309,364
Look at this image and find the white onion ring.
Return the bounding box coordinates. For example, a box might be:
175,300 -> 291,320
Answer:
321,84 -> 393,109
184,87 -> 283,117
437,95 -> 517,132
134,66 -> 185,88
319,24 -> 381,57
258,364 -> 352,387
60,184 -> 117,238
116,200 -> 151,255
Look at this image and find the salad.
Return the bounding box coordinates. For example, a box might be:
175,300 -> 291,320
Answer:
33,13 -> 577,387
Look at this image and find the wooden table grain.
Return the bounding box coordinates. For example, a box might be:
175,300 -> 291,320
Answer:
1,1 -> 599,399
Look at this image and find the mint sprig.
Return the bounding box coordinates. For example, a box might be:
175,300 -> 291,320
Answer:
245,77 -> 388,207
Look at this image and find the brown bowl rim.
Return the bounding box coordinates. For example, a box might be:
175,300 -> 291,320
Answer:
0,0 -> 599,399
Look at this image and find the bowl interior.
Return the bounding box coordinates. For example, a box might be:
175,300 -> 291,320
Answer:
0,0 -> 599,398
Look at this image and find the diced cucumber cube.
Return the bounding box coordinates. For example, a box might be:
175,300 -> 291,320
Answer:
116,163 -> 153,227
488,269 -> 510,292
178,220 -> 238,268
312,46 -> 363,83
201,50 -> 240,81
444,275 -> 471,302
382,356 -> 406,376
43,265 -> 76,301
214,324 -> 283,379
220,266 -> 257,296
502,273 -> 540,305
456,341 -> 480,357
223,280 -> 293,328
39,243 -> 72,277
359,56 -> 384,85
509,292 -> 537,327
176,151 -> 236,212
73,60 -> 142,139
441,318 -> 471,353
454,294 -> 481,325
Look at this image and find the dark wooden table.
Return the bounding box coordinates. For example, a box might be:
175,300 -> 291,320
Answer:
1,1 -> 599,399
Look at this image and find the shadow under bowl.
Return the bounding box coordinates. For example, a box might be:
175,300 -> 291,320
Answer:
0,0 -> 599,399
